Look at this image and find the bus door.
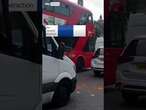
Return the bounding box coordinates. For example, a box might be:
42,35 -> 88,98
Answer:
78,12 -> 96,67
83,36 -> 97,67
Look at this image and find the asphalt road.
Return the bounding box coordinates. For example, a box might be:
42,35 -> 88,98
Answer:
43,70 -> 104,110
105,90 -> 146,110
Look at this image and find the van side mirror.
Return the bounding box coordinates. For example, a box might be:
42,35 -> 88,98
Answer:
56,42 -> 65,59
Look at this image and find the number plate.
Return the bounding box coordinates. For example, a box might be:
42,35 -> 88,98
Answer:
136,64 -> 146,70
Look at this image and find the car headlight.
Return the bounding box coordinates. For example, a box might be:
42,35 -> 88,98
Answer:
92,60 -> 97,65
69,54 -> 76,59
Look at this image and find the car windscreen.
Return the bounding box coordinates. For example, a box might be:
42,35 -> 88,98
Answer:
123,39 -> 146,57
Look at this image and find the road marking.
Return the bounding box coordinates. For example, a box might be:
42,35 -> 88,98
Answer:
91,94 -> 95,97
97,87 -> 104,90
76,91 -> 80,94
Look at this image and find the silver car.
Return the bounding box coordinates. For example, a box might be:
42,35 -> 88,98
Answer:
91,47 -> 104,76
116,37 -> 146,103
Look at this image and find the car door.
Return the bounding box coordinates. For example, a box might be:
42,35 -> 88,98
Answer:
42,36 -> 60,84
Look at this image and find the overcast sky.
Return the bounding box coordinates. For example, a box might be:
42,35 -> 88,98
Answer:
69,0 -> 104,21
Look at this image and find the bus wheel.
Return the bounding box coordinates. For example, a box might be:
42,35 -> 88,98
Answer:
51,83 -> 71,107
76,58 -> 84,72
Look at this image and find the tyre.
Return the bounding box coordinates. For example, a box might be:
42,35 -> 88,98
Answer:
76,58 -> 84,72
51,85 -> 71,107
94,70 -> 102,77
122,91 -> 138,103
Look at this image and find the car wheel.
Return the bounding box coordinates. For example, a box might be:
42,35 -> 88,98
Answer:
76,58 -> 84,72
51,85 -> 71,107
94,70 -> 102,77
122,91 -> 138,103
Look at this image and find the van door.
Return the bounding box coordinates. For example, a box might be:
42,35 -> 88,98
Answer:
0,6 -> 41,110
42,36 -> 60,84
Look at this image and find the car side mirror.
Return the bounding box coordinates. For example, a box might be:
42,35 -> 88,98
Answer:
94,49 -> 100,58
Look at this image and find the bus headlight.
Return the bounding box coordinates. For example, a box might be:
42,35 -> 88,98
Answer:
69,54 -> 76,59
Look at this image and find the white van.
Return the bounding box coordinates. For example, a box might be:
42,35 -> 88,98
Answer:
42,28 -> 77,107
0,1 -> 41,110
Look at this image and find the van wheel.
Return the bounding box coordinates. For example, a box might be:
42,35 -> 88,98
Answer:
51,85 -> 70,107
122,91 -> 138,103
76,58 -> 84,72
94,70 -> 100,77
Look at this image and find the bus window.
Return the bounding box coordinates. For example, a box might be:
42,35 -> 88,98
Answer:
79,13 -> 93,24
43,0 -> 70,16
54,2 -> 70,16
43,0 -> 53,12
106,10 -> 126,48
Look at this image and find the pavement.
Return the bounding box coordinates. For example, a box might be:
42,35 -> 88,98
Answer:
105,90 -> 146,110
43,70 -> 104,110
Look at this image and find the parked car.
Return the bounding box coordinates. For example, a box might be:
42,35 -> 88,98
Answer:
116,37 -> 146,103
42,27 -> 77,107
95,37 -> 104,51
91,47 -> 104,76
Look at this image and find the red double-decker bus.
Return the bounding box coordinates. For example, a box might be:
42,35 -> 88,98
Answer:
43,0 -> 96,71
105,0 -> 146,86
